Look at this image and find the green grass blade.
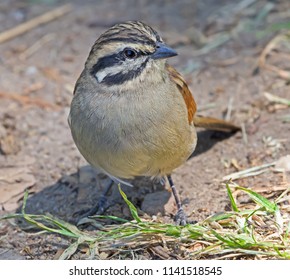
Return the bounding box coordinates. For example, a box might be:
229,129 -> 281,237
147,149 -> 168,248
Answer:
226,183 -> 239,212
235,186 -> 278,213
20,191 -> 78,237
90,215 -> 130,223
204,212 -> 236,223
165,225 -> 181,237
210,230 -> 237,247
118,185 -> 141,223
21,190 -> 29,214
0,213 -> 25,220
270,22 -> 290,32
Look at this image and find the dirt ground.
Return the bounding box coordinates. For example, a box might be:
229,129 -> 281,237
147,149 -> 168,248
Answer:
0,0 -> 290,259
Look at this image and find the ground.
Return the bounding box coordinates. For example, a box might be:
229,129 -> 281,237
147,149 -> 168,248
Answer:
0,0 -> 290,259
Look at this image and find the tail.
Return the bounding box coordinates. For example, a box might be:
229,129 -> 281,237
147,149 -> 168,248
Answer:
193,115 -> 240,132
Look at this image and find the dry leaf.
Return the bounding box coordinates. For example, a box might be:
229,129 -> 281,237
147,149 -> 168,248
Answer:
0,167 -> 36,211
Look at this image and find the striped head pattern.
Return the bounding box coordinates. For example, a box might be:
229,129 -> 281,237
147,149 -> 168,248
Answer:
85,21 -> 177,86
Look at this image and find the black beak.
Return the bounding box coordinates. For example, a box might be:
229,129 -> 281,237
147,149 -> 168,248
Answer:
151,42 -> 178,60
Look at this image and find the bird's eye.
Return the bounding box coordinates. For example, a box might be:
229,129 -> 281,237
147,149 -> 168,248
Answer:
123,48 -> 137,59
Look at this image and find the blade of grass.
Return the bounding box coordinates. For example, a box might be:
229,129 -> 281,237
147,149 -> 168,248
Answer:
235,185 -> 278,213
90,215 -> 130,223
204,212 -> 236,223
274,209 -> 283,234
223,162 -> 275,180
18,190 -> 95,240
20,191 -> 80,238
165,225 -> 182,237
1,185 -> 289,260
118,185 -> 141,223
264,92 -> 290,106
226,183 -> 239,212
59,237 -> 85,260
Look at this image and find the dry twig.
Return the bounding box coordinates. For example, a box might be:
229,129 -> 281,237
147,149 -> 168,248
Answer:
0,91 -> 60,110
264,92 -> 290,106
258,32 -> 290,80
19,33 -> 56,60
0,4 -> 72,44
223,162 -> 276,181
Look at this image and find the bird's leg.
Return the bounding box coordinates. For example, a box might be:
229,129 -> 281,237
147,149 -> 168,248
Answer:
167,175 -> 187,225
76,179 -> 114,219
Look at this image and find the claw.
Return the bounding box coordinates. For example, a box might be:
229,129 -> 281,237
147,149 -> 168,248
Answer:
74,179 -> 114,222
174,207 -> 187,226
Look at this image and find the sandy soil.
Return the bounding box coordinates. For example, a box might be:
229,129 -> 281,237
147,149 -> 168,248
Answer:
0,0 -> 289,259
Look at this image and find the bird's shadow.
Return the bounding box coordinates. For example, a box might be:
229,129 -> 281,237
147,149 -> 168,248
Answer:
191,130 -> 236,158
16,129 -> 236,228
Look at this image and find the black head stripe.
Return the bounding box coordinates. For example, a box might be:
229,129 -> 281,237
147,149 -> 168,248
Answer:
102,58 -> 149,86
91,52 -> 124,76
96,22 -> 157,49
89,21 -> 159,85
91,48 -> 149,77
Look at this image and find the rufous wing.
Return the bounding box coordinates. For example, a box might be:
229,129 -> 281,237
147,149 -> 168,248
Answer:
167,64 -> 240,132
166,64 -> 196,124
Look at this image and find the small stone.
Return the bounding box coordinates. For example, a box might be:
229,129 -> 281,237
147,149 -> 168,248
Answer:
141,190 -> 171,215
275,155 -> 290,172
0,134 -> 20,155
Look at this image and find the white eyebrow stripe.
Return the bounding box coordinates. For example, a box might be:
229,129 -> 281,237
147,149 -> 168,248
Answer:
95,64 -> 126,83
95,56 -> 148,83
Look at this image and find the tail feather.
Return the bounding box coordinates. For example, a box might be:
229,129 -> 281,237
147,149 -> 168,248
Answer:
193,115 -> 240,132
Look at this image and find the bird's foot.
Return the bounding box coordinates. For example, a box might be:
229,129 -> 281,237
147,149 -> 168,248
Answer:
74,180 -> 114,222
74,194 -> 109,221
174,207 -> 187,226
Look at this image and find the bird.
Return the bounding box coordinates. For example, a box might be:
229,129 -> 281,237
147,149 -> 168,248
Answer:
68,20 -> 240,225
